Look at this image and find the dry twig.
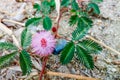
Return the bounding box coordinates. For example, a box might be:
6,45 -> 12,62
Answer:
2,19 -> 24,26
86,35 -> 120,55
0,22 -> 20,48
19,71 -> 98,80
47,71 -> 98,80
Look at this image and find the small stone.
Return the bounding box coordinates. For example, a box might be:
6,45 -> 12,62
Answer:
57,66 -> 70,73
70,68 -> 76,74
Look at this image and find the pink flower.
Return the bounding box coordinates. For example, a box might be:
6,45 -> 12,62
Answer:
31,30 -> 56,57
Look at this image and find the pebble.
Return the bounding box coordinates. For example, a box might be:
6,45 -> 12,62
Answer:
57,66 -> 70,73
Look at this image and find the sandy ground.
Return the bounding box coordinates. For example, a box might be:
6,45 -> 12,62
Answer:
0,0 -> 120,80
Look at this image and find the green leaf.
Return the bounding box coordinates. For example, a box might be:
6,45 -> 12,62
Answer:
72,26 -> 89,40
69,15 -> 79,26
41,1 -> 50,15
19,50 -> 32,75
61,0 -> 70,7
71,0 -> 79,10
43,16 -> 52,30
78,17 -> 93,28
25,17 -> 41,27
21,28 -> 32,49
0,51 -> 17,68
0,42 -> 18,50
76,45 -> 94,69
91,0 -> 103,3
78,39 -> 102,54
72,17 -> 93,40
60,41 -> 75,64
70,9 -> 77,14
79,11 -> 89,17
34,3 -> 41,12
87,3 -> 100,15
49,0 -> 55,7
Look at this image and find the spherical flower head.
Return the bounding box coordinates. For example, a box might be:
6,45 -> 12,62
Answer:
31,30 -> 56,57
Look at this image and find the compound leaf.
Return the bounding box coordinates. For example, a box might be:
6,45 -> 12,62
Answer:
0,51 -> 18,68
19,50 -> 32,75
0,42 -> 18,50
21,28 -> 32,49
69,15 -> 79,26
72,17 -> 93,40
76,45 -> 94,69
60,41 -> 75,64
78,39 -> 102,54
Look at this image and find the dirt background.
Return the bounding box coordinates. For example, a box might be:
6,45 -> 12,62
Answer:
0,0 -> 120,80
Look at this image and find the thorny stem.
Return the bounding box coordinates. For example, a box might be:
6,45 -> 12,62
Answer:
39,56 -> 48,80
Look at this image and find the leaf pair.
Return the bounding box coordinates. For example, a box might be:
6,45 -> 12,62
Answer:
76,39 -> 102,69
0,51 -> 18,68
21,28 -> 32,49
34,1 -> 50,15
20,28 -> 32,75
76,45 -> 94,69
25,16 -> 52,31
34,0 -> 56,14
19,50 -> 32,75
0,42 -> 18,68
41,1 -> 51,15
60,41 -> 75,64
0,28 -> 32,75
26,0 -> 53,30
72,17 -> 93,40
60,39 -> 102,69
78,39 -> 102,53
0,42 -> 18,50
61,0 -> 79,10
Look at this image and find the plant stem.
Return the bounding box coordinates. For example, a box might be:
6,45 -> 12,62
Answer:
55,7 -> 69,37
39,56 -> 48,80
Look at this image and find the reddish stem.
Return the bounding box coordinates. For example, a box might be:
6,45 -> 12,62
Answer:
39,56 -> 48,80
54,13 -> 61,38
56,12 -> 61,31
55,7 -> 69,38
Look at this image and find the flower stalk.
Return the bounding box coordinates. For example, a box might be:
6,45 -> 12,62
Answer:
39,56 -> 48,80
